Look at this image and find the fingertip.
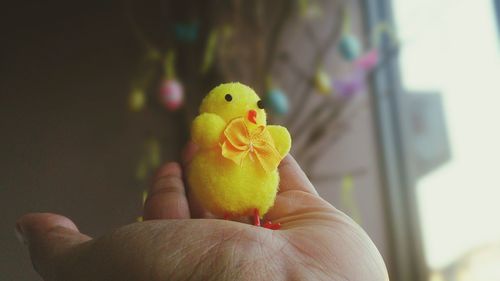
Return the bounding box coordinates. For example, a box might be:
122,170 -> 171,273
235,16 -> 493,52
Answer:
16,213 -> 80,244
278,154 -> 318,195
153,162 -> 182,182
145,162 -> 191,220
279,154 -> 294,168
15,213 -> 91,279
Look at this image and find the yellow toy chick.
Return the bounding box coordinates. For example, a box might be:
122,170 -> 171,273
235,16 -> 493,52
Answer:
188,82 -> 291,229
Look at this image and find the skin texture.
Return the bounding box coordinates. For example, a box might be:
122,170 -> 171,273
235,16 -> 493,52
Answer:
16,144 -> 389,281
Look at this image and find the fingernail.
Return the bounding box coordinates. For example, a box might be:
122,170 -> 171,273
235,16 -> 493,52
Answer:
15,223 -> 28,245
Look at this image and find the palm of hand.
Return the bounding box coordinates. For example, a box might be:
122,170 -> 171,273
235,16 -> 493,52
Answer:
17,151 -> 388,281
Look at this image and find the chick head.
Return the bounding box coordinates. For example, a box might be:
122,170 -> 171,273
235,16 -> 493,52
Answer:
200,82 -> 267,126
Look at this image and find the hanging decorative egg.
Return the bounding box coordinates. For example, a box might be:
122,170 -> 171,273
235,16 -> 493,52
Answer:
355,49 -> 379,72
338,34 -> 362,61
314,69 -> 333,95
129,89 -> 146,112
263,88 -> 289,116
174,22 -> 199,43
333,70 -> 366,98
159,79 -> 184,111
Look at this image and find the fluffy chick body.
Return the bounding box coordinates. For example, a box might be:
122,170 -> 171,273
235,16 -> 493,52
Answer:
188,82 -> 291,217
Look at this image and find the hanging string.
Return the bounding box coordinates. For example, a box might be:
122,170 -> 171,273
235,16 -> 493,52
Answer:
163,49 -> 176,80
341,4 -> 351,35
284,1 -> 346,127
124,0 -> 161,60
201,28 -> 218,74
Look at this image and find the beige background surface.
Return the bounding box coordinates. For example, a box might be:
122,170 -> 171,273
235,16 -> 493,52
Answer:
0,1 -> 391,279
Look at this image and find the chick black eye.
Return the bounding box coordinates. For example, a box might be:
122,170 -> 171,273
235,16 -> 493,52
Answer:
225,94 -> 232,102
257,100 -> 264,109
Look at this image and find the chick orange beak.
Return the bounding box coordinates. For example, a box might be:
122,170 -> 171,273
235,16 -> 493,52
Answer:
247,109 -> 257,124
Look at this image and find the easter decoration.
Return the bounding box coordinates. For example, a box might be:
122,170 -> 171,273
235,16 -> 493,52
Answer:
333,70 -> 366,98
174,22 -> 199,43
341,175 -> 362,224
128,88 -> 146,112
261,77 -> 289,116
263,87 -> 289,116
159,50 -> 184,111
339,34 -> 362,61
188,83 -> 291,229
159,80 -> 184,111
314,68 -> 333,95
338,6 -> 361,61
124,0 -> 398,226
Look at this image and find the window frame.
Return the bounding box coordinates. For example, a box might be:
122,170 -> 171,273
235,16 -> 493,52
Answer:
495,0 -> 500,36
361,0 -> 428,280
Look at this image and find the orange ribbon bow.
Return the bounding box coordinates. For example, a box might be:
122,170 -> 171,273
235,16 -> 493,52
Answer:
221,117 -> 282,173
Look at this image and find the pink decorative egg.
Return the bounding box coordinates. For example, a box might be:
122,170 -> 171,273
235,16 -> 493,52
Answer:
159,79 -> 184,111
355,49 -> 379,72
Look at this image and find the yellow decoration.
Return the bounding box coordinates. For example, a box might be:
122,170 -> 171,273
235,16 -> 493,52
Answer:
147,138 -> 161,168
221,117 -> 282,173
314,69 -> 332,95
201,28 -> 218,74
135,157 -> 148,180
188,82 -> 291,217
341,175 -> 362,224
129,89 -> 146,112
163,49 -> 176,80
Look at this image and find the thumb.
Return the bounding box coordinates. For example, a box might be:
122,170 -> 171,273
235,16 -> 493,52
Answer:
16,213 -> 91,280
277,155 -> 318,195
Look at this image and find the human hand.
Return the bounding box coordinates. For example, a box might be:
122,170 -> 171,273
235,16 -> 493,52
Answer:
16,148 -> 388,281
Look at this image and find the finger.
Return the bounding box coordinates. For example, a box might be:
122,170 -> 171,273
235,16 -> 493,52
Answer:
186,190 -> 217,219
16,213 -> 91,279
144,162 -> 190,220
278,154 -> 318,196
265,191 -> 334,223
181,142 -> 215,219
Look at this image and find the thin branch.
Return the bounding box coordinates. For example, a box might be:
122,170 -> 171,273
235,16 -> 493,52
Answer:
309,167 -> 367,183
264,0 -> 294,75
284,1 -> 346,128
301,94 -> 369,168
294,44 -> 400,148
124,0 -> 160,55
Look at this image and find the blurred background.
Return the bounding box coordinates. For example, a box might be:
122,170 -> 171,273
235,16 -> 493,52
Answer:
1,0 -> 499,280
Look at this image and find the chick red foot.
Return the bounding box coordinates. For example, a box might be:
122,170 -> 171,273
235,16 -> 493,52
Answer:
253,209 -> 281,230
222,210 -> 281,230
262,221 -> 281,230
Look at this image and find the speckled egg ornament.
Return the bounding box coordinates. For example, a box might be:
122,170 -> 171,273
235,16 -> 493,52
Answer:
159,79 -> 184,111
339,34 -> 362,61
263,88 -> 289,116
174,22 -> 199,43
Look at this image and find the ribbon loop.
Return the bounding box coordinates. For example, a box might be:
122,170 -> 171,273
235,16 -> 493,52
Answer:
221,118 -> 281,172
